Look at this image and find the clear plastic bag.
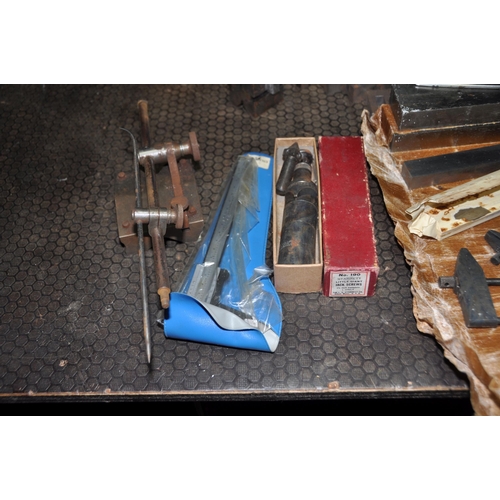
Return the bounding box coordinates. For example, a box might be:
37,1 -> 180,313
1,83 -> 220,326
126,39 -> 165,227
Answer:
177,154 -> 282,336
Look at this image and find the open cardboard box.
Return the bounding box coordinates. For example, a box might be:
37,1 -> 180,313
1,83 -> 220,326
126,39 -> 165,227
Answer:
273,137 -> 323,293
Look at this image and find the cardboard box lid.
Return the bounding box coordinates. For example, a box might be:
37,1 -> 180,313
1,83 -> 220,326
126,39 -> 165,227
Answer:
319,136 -> 378,270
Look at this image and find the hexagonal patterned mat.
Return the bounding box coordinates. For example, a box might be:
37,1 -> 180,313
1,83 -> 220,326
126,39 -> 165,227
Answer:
0,84 -> 469,400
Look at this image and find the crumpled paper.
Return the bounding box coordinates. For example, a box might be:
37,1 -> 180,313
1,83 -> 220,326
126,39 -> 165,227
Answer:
361,108 -> 500,415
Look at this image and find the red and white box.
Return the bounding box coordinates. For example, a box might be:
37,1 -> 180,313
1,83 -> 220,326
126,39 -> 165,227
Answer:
319,136 -> 379,297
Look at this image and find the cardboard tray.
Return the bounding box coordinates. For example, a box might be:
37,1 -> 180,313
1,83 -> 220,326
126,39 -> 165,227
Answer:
273,138 -> 323,294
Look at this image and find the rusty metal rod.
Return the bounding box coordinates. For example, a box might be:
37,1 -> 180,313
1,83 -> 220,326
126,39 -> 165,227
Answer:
167,150 -> 185,203
151,225 -> 171,309
143,156 -> 160,208
137,100 -> 151,149
142,156 -> 171,308
138,100 -> 171,310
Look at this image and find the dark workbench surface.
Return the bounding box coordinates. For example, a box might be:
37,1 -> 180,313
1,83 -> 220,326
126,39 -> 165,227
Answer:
0,84 -> 470,406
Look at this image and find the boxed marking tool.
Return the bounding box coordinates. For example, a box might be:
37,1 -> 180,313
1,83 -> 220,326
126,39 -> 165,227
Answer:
319,136 -> 379,297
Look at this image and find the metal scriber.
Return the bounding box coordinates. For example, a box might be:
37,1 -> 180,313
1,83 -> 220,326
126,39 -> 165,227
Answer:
121,128 -> 152,364
121,100 -> 202,364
